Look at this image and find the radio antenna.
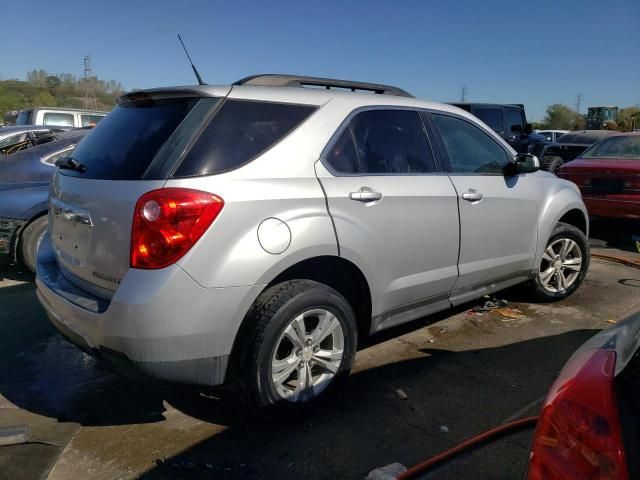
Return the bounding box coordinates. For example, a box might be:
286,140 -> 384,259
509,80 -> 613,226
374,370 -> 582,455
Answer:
177,34 -> 205,85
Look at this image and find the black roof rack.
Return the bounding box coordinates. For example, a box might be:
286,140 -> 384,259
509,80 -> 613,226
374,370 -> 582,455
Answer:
233,74 -> 413,98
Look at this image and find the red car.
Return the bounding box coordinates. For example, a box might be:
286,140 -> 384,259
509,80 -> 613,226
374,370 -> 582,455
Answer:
557,133 -> 640,220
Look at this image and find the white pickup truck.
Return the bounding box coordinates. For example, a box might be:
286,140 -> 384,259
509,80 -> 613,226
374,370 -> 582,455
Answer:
15,107 -> 108,128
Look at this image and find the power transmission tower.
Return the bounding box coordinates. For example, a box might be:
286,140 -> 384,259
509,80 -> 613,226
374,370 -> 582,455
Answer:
82,55 -> 98,110
575,93 -> 583,113
459,85 -> 468,102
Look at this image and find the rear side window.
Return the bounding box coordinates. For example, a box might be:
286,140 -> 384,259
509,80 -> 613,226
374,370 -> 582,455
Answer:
43,112 -> 74,127
63,97 -> 199,179
173,100 -> 316,177
325,109 -> 436,175
432,114 -> 509,174
81,114 -> 105,127
474,108 -> 503,133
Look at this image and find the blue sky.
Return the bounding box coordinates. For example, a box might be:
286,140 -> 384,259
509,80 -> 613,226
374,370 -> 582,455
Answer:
3,0 -> 639,121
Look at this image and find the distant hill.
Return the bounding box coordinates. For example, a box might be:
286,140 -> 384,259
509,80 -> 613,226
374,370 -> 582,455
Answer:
1,69 -> 124,122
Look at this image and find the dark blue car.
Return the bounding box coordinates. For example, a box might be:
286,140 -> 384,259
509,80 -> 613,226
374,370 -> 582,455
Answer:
0,131 -> 88,271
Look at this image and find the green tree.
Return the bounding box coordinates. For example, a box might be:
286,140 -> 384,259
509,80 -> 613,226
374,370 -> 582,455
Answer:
542,104 -> 585,130
45,75 -> 61,96
617,107 -> 640,132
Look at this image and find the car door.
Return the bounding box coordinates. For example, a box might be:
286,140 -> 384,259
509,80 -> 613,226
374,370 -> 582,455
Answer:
504,107 -> 529,153
315,108 -> 460,331
427,112 -> 539,305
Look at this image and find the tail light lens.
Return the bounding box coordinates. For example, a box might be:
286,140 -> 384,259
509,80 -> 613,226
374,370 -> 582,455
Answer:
528,349 -> 628,480
131,188 -> 224,269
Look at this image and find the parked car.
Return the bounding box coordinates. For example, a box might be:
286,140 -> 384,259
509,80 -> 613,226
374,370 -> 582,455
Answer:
536,130 -> 569,142
36,74 -> 589,412
527,311 -> 640,479
540,130 -> 622,172
15,107 -> 108,128
0,131 -> 88,271
0,125 -> 68,155
556,133 -> 640,220
448,103 -> 549,159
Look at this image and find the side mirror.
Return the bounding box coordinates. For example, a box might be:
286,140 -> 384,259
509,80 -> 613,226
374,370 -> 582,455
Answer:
525,123 -> 533,134
505,153 -> 540,175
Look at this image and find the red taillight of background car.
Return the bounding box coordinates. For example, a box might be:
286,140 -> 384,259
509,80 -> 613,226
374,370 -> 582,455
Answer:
131,188 -> 224,269
528,348 -> 628,480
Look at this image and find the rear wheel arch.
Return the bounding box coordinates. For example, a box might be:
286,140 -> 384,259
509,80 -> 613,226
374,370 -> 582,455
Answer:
17,212 -> 48,272
228,255 -> 372,378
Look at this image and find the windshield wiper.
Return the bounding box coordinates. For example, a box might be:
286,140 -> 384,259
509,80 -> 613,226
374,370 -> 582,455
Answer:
55,156 -> 87,173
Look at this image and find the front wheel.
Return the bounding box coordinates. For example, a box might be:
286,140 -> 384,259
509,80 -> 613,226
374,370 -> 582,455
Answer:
531,222 -> 589,301
19,216 -> 48,273
239,280 -> 358,414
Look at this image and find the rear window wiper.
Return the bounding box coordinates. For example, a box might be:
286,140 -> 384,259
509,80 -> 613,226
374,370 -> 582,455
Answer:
55,156 -> 87,173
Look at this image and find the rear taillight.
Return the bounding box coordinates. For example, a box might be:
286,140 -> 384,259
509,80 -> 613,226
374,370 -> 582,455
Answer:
528,349 -> 628,480
131,188 -> 224,269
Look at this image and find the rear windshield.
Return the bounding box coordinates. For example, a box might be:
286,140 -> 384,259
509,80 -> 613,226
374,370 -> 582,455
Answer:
173,100 -> 316,177
60,97 -> 199,179
582,135 -> 640,159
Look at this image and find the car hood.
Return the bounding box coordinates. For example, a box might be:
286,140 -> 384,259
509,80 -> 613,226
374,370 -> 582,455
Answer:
571,312 -> 640,376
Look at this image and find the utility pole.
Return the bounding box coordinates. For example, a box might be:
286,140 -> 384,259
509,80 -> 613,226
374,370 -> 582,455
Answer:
459,85 -> 468,102
82,55 -> 98,111
575,93 -> 583,113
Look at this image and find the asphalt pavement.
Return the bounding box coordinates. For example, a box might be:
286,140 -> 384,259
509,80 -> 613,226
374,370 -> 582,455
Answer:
1,219 -> 639,480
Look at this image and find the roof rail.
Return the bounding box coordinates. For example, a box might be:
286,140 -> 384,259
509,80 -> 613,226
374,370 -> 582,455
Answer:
233,74 -> 413,98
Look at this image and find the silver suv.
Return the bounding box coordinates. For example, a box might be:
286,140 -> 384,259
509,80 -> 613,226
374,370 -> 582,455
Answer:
36,75 -> 589,411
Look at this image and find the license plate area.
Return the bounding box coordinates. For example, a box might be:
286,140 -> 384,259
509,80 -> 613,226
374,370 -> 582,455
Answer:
591,178 -> 623,195
50,199 -> 93,264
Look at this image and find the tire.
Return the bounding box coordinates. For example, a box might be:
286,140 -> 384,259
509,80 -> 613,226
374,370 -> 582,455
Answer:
19,216 -> 48,273
237,280 -> 357,415
544,156 -> 564,173
531,222 -> 589,301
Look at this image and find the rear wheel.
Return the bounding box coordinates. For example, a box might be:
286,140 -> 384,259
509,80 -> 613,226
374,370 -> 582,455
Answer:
239,280 -> 357,414
531,222 -> 589,301
19,216 -> 48,273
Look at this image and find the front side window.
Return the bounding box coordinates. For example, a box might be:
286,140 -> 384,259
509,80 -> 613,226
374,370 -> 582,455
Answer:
43,112 -> 74,127
505,109 -> 524,135
174,100 -> 316,177
432,114 -> 509,174
474,108 -> 503,133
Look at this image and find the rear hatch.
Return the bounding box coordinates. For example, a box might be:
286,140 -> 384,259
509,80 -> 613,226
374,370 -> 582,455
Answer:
48,88 -> 229,299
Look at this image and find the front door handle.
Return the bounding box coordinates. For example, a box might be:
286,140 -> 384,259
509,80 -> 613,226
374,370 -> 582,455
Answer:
461,189 -> 483,202
349,187 -> 382,203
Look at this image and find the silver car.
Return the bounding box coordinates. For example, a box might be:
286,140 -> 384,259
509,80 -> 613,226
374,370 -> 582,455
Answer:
36,75 -> 589,412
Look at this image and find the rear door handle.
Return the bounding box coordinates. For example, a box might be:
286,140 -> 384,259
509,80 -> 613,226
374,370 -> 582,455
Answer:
349,187 -> 382,203
461,189 -> 483,202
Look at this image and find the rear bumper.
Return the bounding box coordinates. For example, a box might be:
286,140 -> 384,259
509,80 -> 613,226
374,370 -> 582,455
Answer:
583,197 -> 640,220
36,233 -> 263,386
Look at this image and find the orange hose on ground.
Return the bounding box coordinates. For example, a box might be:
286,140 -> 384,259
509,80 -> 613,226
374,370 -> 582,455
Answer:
591,253 -> 640,269
397,416 -> 539,480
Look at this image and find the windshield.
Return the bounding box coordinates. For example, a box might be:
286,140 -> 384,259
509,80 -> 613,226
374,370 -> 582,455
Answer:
582,135 -> 640,159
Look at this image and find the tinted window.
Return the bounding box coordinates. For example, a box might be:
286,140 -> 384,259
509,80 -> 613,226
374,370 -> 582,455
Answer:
63,97 -> 199,179
43,112 -> 74,127
505,109 -> 524,134
432,114 -> 509,174
174,100 -> 316,177
16,110 -> 32,125
582,135 -> 640,159
81,114 -> 105,127
325,128 -> 360,174
474,108 -> 503,133
350,109 -> 436,174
